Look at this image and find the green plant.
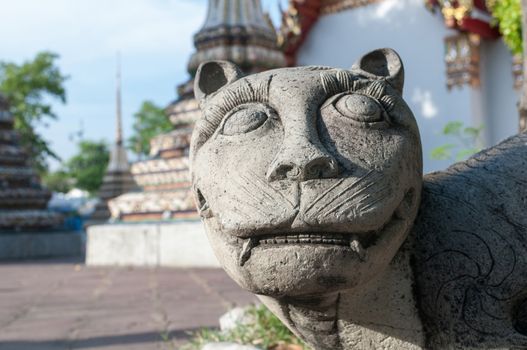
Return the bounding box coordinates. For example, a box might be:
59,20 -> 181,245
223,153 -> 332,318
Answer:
487,0 -> 523,55
66,140 -> 110,194
430,121 -> 484,161
42,169 -> 74,193
180,304 -> 307,350
0,52 -> 68,174
128,100 -> 172,157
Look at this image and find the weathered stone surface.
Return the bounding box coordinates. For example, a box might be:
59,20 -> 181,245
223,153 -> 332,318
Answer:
190,48 -> 527,349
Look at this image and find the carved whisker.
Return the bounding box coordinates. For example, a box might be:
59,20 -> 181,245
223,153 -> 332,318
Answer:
308,170 -> 376,217
247,170 -> 296,209
240,173 -> 277,204
230,193 -> 269,219
328,184 -> 390,219
231,178 -> 278,218
321,178 -> 380,218
303,178 -> 346,214
355,186 -> 392,213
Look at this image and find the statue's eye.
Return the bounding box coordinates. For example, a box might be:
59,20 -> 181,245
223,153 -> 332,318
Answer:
334,94 -> 385,124
221,104 -> 272,136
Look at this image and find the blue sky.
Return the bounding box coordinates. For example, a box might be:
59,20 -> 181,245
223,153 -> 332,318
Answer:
0,0 -> 286,168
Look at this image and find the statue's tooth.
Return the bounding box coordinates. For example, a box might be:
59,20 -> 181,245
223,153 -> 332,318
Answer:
239,238 -> 258,267
350,239 -> 366,261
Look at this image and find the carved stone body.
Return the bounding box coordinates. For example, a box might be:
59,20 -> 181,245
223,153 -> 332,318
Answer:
189,49 -> 527,349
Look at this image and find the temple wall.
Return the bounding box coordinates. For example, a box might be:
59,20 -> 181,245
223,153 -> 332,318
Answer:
86,221 -> 220,267
479,40 -> 519,146
296,0 -> 518,173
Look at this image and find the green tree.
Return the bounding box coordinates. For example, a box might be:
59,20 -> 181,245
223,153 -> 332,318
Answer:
488,0 -> 522,55
42,169 -> 74,193
486,0 -> 527,131
0,52 -> 68,173
128,101 -> 172,157
67,140 -> 110,194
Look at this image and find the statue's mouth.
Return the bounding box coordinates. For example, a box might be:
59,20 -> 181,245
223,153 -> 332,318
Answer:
234,189 -> 414,267
236,232 -> 372,266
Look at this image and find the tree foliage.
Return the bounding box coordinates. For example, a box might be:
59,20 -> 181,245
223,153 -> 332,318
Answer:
128,100 -> 172,157
0,52 -> 68,174
42,170 -> 74,194
66,140 -> 110,194
487,0 -> 523,55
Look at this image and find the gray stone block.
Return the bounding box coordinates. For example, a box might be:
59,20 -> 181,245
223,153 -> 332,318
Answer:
86,221 -> 220,267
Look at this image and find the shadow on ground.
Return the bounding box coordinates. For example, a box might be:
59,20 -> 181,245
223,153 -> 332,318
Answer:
0,328 -> 197,350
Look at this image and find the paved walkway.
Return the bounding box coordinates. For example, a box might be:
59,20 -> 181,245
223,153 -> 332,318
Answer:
0,259 -> 256,350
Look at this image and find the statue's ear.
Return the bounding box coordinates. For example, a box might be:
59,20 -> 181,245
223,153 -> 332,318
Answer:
194,61 -> 243,102
352,48 -> 404,94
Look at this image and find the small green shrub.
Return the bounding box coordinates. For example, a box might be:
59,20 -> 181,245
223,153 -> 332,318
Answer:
430,121 -> 484,161
180,304 -> 307,350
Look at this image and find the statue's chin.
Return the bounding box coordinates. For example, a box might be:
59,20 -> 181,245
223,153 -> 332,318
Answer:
206,206 -> 413,298
238,244 -> 373,296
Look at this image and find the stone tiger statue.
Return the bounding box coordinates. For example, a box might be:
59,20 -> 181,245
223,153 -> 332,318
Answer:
189,48 -> 527,349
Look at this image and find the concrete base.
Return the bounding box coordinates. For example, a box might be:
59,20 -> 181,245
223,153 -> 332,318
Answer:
86,220 -> 220,267
0,231 -> 84,260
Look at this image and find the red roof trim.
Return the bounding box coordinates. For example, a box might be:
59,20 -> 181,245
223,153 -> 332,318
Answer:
282,0 -> 323,66
460,18 -> 500,39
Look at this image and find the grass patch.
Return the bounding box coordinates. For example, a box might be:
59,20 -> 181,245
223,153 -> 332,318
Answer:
180,304 -> 307,350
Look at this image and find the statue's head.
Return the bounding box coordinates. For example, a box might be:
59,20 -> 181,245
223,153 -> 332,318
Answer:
190,49 -> 422,298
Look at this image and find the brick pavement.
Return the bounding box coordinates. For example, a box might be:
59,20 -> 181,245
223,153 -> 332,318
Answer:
0,259 -> 257,350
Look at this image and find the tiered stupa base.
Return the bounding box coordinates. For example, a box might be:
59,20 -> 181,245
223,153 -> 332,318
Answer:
0,95 -> 81,260
0,95 -> 64,232
109,189 -> 197,222
110,127 -> 199,222
90,162 -> 138,222
0,210 -> 63,231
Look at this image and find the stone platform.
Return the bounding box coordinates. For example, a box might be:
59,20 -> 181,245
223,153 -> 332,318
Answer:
0,231 -> 84,260
86,220 -> 219,268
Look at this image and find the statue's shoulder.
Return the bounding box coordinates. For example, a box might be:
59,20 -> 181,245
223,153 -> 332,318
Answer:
411,132 -> 527,348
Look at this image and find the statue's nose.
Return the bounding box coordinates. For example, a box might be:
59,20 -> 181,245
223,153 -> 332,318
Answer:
266,137 -> 339,182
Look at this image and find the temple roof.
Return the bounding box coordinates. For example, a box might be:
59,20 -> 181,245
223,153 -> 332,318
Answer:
200,0 -> 270,29
169,0 -> 286,132
188,0 -> 286,75
426,0 -> 499,39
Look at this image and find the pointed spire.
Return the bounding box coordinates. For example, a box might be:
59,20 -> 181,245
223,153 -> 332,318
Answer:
116,52 -> 123,146
188,0 -> 285,75
91,53 -> 137,222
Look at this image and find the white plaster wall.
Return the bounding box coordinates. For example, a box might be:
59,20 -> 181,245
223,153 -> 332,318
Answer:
86,221 -> 220,268
479,40 -> 519,145
296,0 -> 517,173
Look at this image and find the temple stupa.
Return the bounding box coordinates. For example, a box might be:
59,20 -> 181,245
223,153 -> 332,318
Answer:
110,0 -> 286,222
91,59 -> 137,222
0,95 -> 62,230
